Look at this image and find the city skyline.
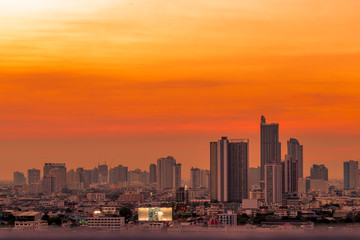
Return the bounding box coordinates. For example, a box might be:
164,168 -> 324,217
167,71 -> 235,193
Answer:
3,115 -> 358,181
1,0 -> 360,180
2,0 -> 360,236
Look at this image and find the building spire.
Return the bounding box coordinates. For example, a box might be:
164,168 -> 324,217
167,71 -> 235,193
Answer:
261,115 -> 266,124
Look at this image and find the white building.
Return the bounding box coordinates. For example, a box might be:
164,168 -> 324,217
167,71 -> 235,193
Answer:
87,216 -> 125,230
14,212 -> 43,230
217,211 -> 237,226
265,163 -> 282,204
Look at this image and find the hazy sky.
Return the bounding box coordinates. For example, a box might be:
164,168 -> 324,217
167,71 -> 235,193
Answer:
1,0 -> 360,179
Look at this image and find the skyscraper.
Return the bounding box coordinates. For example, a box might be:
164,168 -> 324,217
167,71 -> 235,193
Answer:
344,160 -> 359,190
13,171 -> 26,185
48,167 -> 68,193
149,164 -> 157,184
260,116 -> 281,182
210,137 -> 248,202
91,167 -> 99,184
265,162 -> 282,204
190,167 -> 201,189
43,163 -> 66,192
173,163 -> 182,190
109,165 -> 128,185
200,169 -> 210,189
248,167 -> 261,188
98,164 -> 108,184
27,168 -> 40,185
287,138 -> 303,179
283,154 -> 298,194
157,156 -> 176,190
210,141 -> 218,200
310,164 -> 328,180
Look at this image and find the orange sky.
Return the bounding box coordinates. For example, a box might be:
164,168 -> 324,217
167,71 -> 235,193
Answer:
0,0 -> 360,180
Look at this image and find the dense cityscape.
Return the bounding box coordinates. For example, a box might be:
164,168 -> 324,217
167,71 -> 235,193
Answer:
1,116 -> 359,233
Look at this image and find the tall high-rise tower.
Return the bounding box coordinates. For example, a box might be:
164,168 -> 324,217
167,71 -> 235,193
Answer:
260,116 -> 281,183
13,171 -> 26,185
210,141 -> 218,200
283,154 -> 298,194
173,163 -> 182,190
43,163 -> 66,192
265,162 -> 283,204
344,160 -> 359,190
310,164 -> 328,180
287,138 -> 303,179
157,156 -> 179,190
190,167 -> 201,189
149,164 -> 157,184
27,168 -> 41,185
210,137 -> 248,202
98,164 -> 108,184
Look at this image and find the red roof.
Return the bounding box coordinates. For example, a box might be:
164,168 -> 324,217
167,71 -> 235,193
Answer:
208,217 -> 219,225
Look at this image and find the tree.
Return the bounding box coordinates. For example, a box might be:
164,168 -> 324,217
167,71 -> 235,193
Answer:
119,207 -> 132,222
6,214 -> 15,226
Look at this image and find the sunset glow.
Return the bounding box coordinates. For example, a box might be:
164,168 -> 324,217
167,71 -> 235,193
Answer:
1,0 -> 360,179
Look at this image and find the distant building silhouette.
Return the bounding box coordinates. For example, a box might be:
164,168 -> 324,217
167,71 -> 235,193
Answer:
283,154 -> 298,194
157,156 -> 181,191
344,160 -> 359,190
287,138 -> 303,179
98,164 -> 108,184
265,162 -> 282,204
13,171 -> 26,185
27,168 -> 40,185
173,163 -> 182,190
149,164 -> 157,184
310,164 -> 328,180
260,116 -> 281,183
190,167 -> 201,189
43,163 -> 66,193
248,167 -> 261,188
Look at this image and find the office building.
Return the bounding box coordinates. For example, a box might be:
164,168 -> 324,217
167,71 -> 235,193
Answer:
98,164 -> 108,184
248,167 -> 261,188
210,141 -> 218,200
27,169 -> 40,185
190,167 -> 201,189
87,215 -> 125,230
43,163 -> 66,192
109,165 -> 128,185
200,169 -> 210,189
210,137 -> 248,202
173,163 -> 182,190
287,138 -> 303,179
149,164 -> 157,184
265,162 -> 282,204
91,167 -> 99,184
260,116 -> 281,182
310,164 -> 328,180
48,167 -> 66,193
157,156 -> 176,190
283,154 -> 298,194
13,171 -> 26,185
344,160 -> 359,190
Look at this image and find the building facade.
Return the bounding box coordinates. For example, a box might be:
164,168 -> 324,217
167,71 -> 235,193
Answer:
260,116 -> 281,182
344,160 -> 359,190
265,163 -> 282,204
27,169 -> 41,185
210,137 -> 248,202
149,164 -> 157,184
287,138 -> 303,179
310,164 -> 328,180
